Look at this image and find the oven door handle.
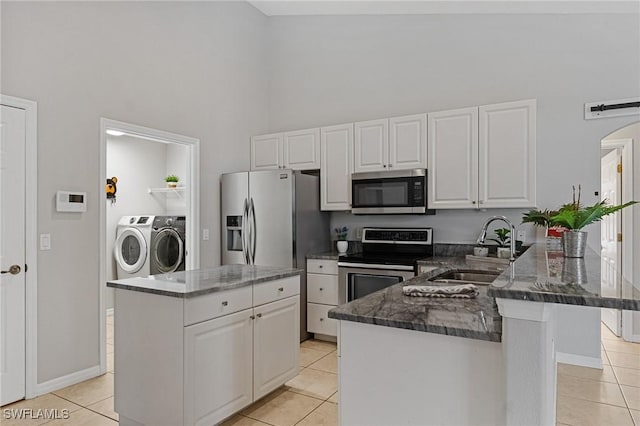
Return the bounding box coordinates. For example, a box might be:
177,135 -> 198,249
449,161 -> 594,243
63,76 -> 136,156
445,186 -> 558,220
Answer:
337,262 -> 415,271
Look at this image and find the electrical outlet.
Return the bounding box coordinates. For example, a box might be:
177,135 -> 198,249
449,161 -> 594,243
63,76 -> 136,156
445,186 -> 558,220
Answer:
40,234 -> 51,250
516,230 -> 526,243
356,227 -> 363,239
202,229 -> 210,241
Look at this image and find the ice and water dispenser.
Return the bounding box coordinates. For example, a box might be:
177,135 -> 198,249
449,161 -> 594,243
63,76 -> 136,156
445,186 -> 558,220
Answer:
226,215 -> 243,251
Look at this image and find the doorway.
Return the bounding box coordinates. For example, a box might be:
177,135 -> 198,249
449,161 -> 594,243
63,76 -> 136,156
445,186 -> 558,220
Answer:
99,119 -> 200,373
600,122 -> 638,341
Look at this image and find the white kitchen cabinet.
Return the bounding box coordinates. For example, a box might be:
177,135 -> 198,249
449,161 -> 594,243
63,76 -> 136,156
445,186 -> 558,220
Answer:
354,114 -> 427,173
389,113 -> 427,170
321,123 -> 353,211
307,259 -> 339,338
251,128 -> 320,171
479,99 -> 536,208
427,99 -> 536,209
354,119 -> 388,172
253,296 -> 300,400
427,107 -> 479,209
184,309 -> 253,426
251,133 -> 283,170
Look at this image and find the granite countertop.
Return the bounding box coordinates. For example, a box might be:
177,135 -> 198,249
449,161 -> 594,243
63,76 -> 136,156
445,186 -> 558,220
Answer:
328,257 -> 503,342
487,243 -> 640,310
107,265 -> 302,299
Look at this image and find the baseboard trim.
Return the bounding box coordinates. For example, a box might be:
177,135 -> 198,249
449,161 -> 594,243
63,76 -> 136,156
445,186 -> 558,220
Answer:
34,365 -> 102,396
556,352 -> 602,369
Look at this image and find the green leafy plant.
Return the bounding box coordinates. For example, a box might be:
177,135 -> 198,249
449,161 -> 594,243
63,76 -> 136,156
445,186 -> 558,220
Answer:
534,185 -> 637,231
521,209 -> 558,228
488,228 -> 511,247
165,175 -> 179,183
334,226 -> 348,241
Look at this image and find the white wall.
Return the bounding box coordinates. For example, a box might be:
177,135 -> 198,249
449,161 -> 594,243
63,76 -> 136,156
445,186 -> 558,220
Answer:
1,1 -> 268,385
266,14 -> 640,246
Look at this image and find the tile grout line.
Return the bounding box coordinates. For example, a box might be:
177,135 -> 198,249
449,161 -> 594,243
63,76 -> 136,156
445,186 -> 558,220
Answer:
602,333 -> 637,424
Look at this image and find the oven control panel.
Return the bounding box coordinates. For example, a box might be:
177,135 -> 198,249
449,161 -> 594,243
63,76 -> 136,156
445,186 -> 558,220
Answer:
362,228 -> 432,245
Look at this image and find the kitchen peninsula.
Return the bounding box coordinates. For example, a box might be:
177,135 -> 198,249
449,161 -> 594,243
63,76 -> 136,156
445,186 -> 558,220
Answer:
330,244 -> 640,426
107,265 -> 302,426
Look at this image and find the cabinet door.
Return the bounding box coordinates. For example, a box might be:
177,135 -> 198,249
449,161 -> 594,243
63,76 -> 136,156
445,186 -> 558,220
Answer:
184,309 -> 253,426
427,107 -> 479,209
321,123 -> 353,211
253,296 -> 300,400
283,128 -> 320,170
354,119 -> 388,172
251,133 -> 283,170
479,99 -> 536,208
389,114 -> 427,170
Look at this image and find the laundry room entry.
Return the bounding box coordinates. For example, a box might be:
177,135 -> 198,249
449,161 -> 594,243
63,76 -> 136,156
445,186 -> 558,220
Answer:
105,134 -> 189,310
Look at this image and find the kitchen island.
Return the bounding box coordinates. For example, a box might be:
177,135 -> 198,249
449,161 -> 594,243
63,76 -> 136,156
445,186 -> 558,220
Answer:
329,244 -> 640,426
107,265 -> 302,426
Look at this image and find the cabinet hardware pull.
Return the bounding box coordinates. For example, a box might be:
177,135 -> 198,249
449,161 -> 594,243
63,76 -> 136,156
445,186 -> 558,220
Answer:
320,318 -> 324,321
250,315 -> 255,319
221,301 -> 228,306
318,265 -> 323,268
278,287 -> 284,292
319,288 -> 323,291
383,164 -> 387,168
472,201 -> 477,204
257,313 -> 262,318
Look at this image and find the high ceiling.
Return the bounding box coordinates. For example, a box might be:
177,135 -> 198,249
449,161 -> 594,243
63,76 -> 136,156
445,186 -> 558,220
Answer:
248,0 -> 640,16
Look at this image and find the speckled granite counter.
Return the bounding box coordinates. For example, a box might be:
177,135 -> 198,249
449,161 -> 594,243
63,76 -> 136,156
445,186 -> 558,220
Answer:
329,258 -> 503,342
487,243 -> 640,310
107,265 -> 302,298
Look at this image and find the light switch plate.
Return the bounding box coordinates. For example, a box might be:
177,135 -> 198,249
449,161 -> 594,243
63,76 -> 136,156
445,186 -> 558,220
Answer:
202,229 -> 210,241
40,234 -> 51,250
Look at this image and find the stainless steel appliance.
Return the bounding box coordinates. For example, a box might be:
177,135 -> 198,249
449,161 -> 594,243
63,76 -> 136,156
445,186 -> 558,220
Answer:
338,227 -> 433,304
351,169 -> 431,214
221,169 -> 330,340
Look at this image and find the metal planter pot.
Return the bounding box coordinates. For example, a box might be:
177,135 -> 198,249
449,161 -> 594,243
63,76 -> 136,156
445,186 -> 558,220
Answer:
562,230 -> 588,258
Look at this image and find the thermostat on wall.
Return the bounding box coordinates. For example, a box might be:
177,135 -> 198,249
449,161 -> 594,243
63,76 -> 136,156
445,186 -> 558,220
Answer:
56,191 -> 87,212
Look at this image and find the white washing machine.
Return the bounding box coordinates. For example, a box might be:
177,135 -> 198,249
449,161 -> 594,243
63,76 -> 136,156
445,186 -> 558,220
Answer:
114,215 -> 154,279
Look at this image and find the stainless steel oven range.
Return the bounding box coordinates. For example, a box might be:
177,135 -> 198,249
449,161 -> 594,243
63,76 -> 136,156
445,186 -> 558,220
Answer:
337,227 -> 433,304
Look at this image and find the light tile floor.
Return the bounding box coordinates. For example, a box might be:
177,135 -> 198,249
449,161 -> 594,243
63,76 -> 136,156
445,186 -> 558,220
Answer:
3,316 -> 640,425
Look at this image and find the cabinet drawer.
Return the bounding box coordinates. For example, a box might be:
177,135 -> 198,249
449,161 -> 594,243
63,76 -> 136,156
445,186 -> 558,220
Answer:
307,274 -> 339,305
307,303 -> 338,336
253,276 -> 300,307
307,259 -> 338,275
184,285 -> 253,326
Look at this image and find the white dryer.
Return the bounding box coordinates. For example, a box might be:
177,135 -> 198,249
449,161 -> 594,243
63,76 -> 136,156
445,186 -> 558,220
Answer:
114,215 -> 154,279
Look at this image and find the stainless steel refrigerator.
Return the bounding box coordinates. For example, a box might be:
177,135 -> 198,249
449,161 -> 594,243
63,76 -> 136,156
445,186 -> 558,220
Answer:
221,169 -> 330,341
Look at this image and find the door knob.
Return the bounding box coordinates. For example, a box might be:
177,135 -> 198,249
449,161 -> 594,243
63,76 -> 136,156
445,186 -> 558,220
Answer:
1,265 -> 21,275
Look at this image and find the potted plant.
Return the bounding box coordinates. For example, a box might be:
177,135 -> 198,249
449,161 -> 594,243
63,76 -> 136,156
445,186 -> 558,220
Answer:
165,175 -> 179,188
522,208 -> 562,250
334,226 -> 349,254
488,228 -> 512,259
524,185 -> 637,258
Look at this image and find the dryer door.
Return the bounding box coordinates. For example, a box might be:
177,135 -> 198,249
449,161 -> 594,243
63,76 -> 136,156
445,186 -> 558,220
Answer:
152,228 -> 184,273
114,228 -> 148,274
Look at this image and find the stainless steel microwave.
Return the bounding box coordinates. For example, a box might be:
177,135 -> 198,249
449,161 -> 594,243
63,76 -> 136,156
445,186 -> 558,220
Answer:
351,169 -> 431,214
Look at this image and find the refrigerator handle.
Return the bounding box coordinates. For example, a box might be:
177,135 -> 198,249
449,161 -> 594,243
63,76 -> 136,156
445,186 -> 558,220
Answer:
242,198 -> 249,264
250,197 -> 257,265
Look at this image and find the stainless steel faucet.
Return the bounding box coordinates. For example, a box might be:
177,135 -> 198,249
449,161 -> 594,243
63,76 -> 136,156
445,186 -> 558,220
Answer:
476,216 -> 517,262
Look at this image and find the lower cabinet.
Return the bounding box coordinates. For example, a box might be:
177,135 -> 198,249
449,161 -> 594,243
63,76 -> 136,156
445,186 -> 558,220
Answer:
184,296 -> 300,426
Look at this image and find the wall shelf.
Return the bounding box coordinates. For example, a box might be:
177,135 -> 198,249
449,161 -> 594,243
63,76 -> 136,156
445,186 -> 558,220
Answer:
148,187 -> 186,198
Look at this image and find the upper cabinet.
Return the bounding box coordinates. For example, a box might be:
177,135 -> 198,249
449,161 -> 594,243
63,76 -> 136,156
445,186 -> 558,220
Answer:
427,99 -> 536,209
478,99 -> 536,208
354,114 -> 427,173
321,123 -> 353,211
251,128 -> 320,171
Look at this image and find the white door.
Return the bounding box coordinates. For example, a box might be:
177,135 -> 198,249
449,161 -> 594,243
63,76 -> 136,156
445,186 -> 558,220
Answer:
601,149 -> 622,336
184,309 -> 253,426
250,133 -> 282,170
253,296 -> 299,400
283,128 -> 320,170
389,114 -> 427,170
478,99 -> 536,208
427,107 -> 479,209
321,123 -> 353,211
0,105 -> 26,405
354,119 -> 388,172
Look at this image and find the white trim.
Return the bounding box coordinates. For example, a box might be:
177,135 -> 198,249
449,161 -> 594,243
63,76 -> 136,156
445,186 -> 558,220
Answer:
35,365 -> 101,396
1,94 -> 38,399
602,137 -> 637,343
556,352 -> 603,369
496,298 -> 554,322
99,118 -> 200,375
106,308 -> 114,317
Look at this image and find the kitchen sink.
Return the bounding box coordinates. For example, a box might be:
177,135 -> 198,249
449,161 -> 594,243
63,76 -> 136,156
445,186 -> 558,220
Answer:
428,269 -> 502,285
